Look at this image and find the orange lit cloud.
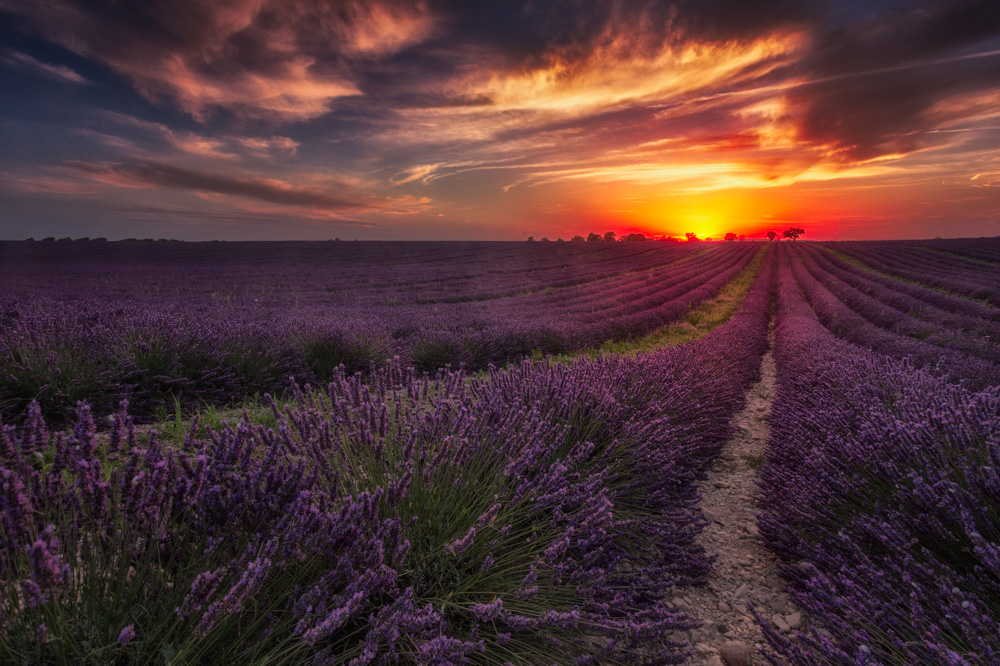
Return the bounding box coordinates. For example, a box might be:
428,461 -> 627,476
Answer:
1,0 -> 436,122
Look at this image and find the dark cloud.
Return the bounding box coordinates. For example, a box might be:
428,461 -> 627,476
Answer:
784,0 -> 1000,161
70,161 -> 365,209
450,0 -> 810,66
0,0 -> 434,121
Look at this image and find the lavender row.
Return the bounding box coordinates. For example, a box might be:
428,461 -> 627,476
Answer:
1,243 -> 760,422
783,243 -> 1000,388
829,241 -> 1000,306
0,247 -> 776,664
755,243 -> 1000,664
812,244 -> 1000,325
896,236 -> 1000,265
791,243 -> 1000,362
0,241 -> 700,309
844,242 -> 1000,282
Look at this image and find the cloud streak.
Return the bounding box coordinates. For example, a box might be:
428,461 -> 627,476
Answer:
70,161 -> 366,210
2,50 -> 87,84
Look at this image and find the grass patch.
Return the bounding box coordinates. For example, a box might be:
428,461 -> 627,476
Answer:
551,244 -> 768,361
149,394 -> 281,448
742,453 -> 765,470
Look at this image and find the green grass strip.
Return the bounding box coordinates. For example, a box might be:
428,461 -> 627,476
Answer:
550,243 -> 769,361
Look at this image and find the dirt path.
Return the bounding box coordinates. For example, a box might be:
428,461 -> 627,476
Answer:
669,335 -> 799,665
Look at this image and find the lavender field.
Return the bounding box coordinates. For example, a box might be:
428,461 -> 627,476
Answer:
1,238 -> 999,665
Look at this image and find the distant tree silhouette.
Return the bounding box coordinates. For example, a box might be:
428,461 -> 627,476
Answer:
685,232 -> 700,242
603,231 -> 616,242
782,227 -> 805,241
724,232 -> 737,241
541,237 -> 550,241
571,235 -> 585,241
665,236 -> 682,243
704,237 -> 713,242
738,234 -> 746,241
587,232 -> 601,242
526,236 -> 535,241
621,232 -> 647,241
766,230 -> 778,241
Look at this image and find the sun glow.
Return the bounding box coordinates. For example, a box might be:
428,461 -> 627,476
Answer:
623,190 -> 765,239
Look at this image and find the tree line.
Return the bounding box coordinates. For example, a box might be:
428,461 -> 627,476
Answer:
526,227 -> 804,242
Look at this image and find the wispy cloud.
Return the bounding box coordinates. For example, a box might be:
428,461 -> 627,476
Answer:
69,161 -> 367,210
2,51 -> 87,84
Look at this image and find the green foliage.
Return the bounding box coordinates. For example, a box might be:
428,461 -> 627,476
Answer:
299,330 -> 389,377
0,462 -> 316,665
0,343 -> 118,423
409,333 -> 471,371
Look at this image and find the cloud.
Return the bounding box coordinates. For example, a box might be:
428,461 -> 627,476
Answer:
391,164 -> 439,185
2,50 -> 87,84
237,136 -> 300,157
69,161 -> 366,210
779,0 -> 1000,162
84,111 -> 302,161
1,0 -> 436,122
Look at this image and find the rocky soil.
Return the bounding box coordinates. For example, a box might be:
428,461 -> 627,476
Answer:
669,338 -> 804,665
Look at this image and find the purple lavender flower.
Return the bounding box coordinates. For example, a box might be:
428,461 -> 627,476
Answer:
117,624 -> 136,646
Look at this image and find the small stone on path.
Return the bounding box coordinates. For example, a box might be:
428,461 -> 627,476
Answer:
719,640 -> 753,666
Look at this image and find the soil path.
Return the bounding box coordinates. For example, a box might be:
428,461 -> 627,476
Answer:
669,333 -> 800,665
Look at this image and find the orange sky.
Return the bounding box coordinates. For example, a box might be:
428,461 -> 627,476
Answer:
1,0 -> 999,240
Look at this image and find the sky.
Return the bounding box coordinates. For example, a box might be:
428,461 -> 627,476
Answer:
1,0 -> 999,241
